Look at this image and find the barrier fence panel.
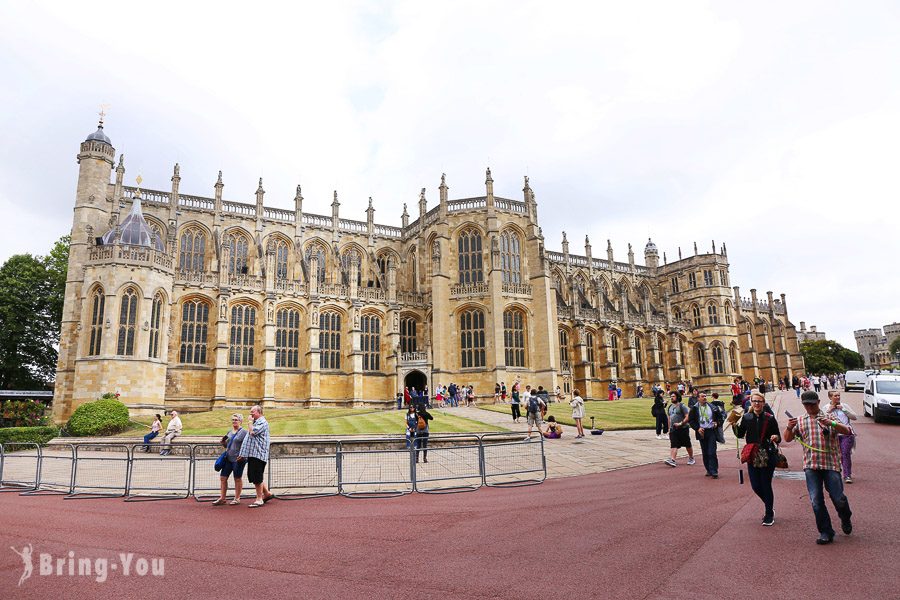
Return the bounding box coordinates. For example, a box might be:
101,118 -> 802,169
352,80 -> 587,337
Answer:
23,444 -> 75,496
338,438 -> 414,498
67,444 -> 130,499
413,435 -> 483,494
125,444 -> 192,501
0,443 -> 40,492
191,444 -> 256,502
480,433 -> 547,487
268,441 -> 339,500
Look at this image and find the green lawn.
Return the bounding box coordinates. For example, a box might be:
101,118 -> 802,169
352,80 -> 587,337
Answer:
479,398 -> 655,430
122,408 -> 505,437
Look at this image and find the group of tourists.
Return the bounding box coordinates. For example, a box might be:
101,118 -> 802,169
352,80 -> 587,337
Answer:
402,384 -> 476,408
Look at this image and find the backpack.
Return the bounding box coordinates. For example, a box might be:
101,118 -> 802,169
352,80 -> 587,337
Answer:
528,396 -> 540,414
417,415 -> 427,431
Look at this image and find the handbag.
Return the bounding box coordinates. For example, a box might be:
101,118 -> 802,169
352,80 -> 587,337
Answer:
774,448 -> 789,469
740,414 -> 768,464
715,425 -> 726,445
214,429 -> 240,471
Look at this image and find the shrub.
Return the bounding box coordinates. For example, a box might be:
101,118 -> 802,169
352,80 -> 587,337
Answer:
0,426 -> 60,445
0,399 -> 47,427
66,395 -> 130,437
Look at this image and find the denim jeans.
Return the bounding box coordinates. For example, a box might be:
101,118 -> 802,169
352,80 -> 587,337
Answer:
747,464 -> 775,519
804,468 -> 852,537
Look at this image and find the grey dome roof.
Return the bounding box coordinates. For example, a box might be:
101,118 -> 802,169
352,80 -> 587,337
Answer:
101,196 -> 164,251
644,237 -> 658,253
85,124 -> 112,145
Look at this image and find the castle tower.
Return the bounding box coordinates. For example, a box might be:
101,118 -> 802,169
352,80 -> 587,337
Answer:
52,118 -> 116,421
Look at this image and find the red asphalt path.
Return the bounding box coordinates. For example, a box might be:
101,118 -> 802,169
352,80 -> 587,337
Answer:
2,391 -> 898,600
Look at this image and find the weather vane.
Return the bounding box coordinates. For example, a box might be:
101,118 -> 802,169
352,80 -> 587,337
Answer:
99,103 -> 111,126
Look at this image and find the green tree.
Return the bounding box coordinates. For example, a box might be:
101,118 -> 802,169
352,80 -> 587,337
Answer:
0,235 -> 69,389
800,339 -> 864,374
889,337 -> 900,357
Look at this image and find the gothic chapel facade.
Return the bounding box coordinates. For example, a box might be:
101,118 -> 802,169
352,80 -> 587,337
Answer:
52,122 -> 805,420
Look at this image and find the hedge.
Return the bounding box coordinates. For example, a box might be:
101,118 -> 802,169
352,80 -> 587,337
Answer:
66,396 -> 130,437
0,426 -> 60,445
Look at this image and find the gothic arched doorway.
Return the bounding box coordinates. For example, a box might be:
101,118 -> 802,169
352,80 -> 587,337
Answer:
404,370 -> 427,396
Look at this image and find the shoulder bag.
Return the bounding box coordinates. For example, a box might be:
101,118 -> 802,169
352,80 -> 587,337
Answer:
740,414 -> 767,464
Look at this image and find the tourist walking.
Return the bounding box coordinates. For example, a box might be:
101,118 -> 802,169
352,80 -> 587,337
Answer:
159,410 -> 182,456
405,404 -> 418,448
652,388 -> 668,439
784,391 -> 853,544
608,381 -> 616,402
734,391 -> 780,526
664,392 -> 695,467
143,413 -> 162,452
212,413 -> 247,505
414,404 -> 433,463
823,390 -> 857,483
570,389 -> 585,438
525,390 -> 546,439
511,381 -> 521,422
237,405 -> 274,508
689,392 -> 721,478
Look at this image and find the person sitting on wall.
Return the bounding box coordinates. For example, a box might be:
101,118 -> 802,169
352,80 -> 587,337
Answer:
542,416 -> 564,439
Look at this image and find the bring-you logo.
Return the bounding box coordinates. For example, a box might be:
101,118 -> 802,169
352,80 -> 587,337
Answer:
10,544 -> 164,586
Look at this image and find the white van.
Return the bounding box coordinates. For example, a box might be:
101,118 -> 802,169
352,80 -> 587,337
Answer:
863,374 -> 900,423
845,370 -> 869,393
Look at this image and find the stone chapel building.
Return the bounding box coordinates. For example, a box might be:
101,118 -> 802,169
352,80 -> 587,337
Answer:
52,121 -> 805,420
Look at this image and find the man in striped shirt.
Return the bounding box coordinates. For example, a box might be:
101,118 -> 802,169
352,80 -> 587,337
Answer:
784,391 -> 853,545
238,405 -> 274,508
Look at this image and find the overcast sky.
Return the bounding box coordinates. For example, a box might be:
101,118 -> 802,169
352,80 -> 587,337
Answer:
1,1 -> 898,350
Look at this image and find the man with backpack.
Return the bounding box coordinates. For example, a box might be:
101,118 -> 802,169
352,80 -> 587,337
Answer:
414,405 -> 433,463
525,389 -> 546,440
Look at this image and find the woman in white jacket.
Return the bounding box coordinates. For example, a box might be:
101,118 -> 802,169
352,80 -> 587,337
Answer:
570,390 -> 586,438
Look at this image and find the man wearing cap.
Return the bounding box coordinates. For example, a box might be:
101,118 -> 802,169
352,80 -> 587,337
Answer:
784,391 -> 853,545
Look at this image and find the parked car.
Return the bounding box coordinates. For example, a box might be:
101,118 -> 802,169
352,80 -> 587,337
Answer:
845,370 -> 869,393
863,374 -> 900,423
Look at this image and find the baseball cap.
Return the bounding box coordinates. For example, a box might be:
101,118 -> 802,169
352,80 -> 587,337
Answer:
800,391 -> 820,404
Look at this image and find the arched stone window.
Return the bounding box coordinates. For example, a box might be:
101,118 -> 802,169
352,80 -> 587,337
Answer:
696,344 -> 708,375
225,231 -> 250,275
500,230 -> 522,284
179,227 -> 206,272
306,244 -> 327,284
558,329 -> 570,371
728,342 -> 739,373
148,293 -> 164,359
361,314 -> 381,371
229,304 -> 256,366
400,317 -> 418,354
275,239 -> 290,280
724,302 -> 733,325
179,299 -> 209,364
116,287 -> 139,356
610,333 -> 620,364
673,307 -> 683,322
319,311 -> 341,369
459,308 -> 486,368
707,303 -> 719,325
586,332 -> 596,377
88,286 -> 105,356
634,335 -> 643,378
275,308 -> 301,368
692,305 -> 702,328
375,255 -> 388,288
457,229 -> 484,284
712,343 -> 725,374
503,309 -> 526,368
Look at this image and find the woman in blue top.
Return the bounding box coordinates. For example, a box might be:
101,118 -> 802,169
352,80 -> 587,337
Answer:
212,413 -> 248,506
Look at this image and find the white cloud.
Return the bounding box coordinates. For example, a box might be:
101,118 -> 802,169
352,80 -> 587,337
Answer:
1,0 -> 898,350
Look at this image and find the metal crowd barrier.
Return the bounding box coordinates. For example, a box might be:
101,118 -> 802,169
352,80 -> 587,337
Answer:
339,438 -> 414,498
3,433 -> 546,502
268,441 -> 340,500
23,443 -> 75,496
480,432 -> 547,487
413,434 -> 483,494
67,444 -> 130,499
0,443 -> 41,492
125,443 -> 193,502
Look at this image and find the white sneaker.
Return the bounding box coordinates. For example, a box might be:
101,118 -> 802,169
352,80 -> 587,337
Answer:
687,458 -> 696,465
664,458 -> 677,467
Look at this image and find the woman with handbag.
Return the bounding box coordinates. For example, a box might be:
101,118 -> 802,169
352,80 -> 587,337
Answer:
735,392 -> 781,526
212,413 -> 248,506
